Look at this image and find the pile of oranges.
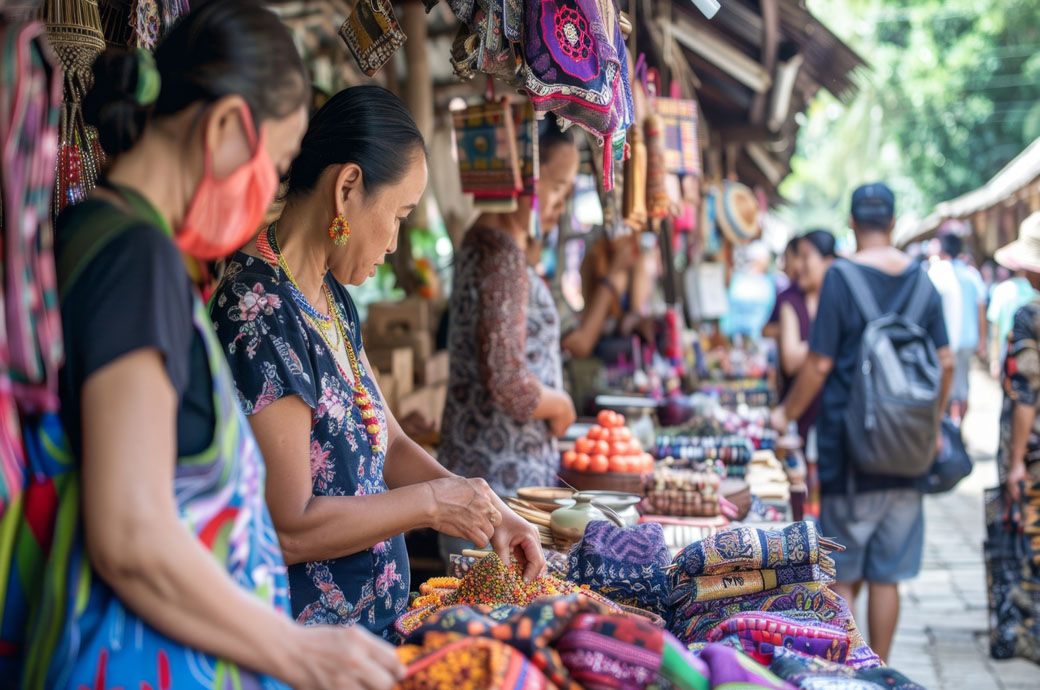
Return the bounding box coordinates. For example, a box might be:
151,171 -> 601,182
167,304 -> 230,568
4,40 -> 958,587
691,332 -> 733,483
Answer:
561,409 -> 654,474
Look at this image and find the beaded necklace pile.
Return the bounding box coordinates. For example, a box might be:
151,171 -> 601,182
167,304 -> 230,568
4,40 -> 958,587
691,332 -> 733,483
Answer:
256,224 -> 385,453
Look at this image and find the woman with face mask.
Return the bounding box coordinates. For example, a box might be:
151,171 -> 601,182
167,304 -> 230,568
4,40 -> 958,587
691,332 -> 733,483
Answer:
438,116 -> 580,504
210,86 -> 546,639
37,3 -> 404,689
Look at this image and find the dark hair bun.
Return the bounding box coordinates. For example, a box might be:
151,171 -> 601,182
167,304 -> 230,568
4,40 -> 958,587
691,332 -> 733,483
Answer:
83,49 -> 152,156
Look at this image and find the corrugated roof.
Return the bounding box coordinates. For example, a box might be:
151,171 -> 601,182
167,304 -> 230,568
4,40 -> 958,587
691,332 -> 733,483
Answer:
777,0 -> 868,103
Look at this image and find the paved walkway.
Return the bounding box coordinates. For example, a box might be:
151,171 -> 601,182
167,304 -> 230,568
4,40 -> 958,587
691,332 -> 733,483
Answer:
880,367 -> 1039,688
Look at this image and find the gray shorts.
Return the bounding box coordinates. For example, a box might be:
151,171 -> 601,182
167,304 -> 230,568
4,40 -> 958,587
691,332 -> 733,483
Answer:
820,488 -> 924,584
951,348 -> 973,402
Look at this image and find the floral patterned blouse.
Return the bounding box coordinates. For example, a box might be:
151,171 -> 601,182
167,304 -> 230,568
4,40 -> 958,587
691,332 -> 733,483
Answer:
210,252 -> 408,638
998,298 -> 1040,484
440,226 -> 564,496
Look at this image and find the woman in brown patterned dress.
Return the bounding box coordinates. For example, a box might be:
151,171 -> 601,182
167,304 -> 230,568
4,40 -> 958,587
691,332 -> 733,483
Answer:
440,120 -> 579,498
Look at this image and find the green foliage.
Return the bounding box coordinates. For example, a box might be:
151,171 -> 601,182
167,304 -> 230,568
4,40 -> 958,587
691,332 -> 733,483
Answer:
781,0 -> 1040,234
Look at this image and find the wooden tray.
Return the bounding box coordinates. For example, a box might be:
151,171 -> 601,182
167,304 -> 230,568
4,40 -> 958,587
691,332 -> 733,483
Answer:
558,467 -> 649,494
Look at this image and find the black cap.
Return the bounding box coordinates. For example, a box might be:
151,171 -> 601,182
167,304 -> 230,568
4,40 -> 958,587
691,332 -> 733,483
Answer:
851,183 -> 895,224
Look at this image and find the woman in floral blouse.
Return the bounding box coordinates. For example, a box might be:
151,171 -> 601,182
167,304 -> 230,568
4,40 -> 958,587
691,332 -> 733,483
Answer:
211,87 -> 543,639
439,119 -> 580,497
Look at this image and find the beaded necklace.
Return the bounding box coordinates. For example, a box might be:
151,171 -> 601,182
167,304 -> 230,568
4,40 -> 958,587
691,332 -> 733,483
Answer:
255,224 -> 386,454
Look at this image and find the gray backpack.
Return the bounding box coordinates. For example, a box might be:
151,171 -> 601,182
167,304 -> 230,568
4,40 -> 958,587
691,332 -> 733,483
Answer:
833,259 -> 942,479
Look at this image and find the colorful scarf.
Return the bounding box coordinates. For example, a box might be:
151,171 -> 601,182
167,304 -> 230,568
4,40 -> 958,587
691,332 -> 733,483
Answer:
565,521 -> 673,618
694,644 -> 795,690
398,632 -> 556,690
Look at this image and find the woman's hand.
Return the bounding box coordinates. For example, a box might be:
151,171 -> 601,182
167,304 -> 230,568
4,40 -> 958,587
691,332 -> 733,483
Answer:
489,498 -> 547,582
286,624 -> 404,690
1006,461 -> 1029,504
426,476 -> 501,547
545,389 -> 577,438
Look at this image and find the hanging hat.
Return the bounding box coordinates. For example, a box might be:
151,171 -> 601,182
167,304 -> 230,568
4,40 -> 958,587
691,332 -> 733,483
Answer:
995,212 -> 1040,274
716,181 -> 760,245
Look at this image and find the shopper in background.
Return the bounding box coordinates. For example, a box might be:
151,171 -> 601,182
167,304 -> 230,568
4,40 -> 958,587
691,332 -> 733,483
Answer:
440,117 -> 579,498
721,240 -> 776,342
771,183 -> 953,664
39,2 -> 403,688
763,237 -> 801,341
776,230 -> 836,444
988,264 -> 1037,377
928,231 -> 987,422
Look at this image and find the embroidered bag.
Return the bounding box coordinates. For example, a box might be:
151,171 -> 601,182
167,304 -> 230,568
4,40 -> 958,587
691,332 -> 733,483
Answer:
453,99 -> 523,210
339,0 -> 407,76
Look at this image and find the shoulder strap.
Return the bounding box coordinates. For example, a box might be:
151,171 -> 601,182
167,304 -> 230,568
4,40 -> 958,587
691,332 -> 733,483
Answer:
56,205 -> 140,301
903,268 -> 935,324
832,259 -> 882,322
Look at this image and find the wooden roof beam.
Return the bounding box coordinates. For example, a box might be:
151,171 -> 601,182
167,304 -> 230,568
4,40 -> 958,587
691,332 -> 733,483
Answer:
668,13 -> 772,93
749,0 -> 779,125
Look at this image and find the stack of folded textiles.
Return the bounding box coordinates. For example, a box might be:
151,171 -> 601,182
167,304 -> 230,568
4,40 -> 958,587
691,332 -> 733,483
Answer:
667,522 -> 882,670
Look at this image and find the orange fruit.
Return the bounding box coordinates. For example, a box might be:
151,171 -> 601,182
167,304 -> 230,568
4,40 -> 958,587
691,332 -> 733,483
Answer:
609,440 -> 629,457
597,410 -> 614,427
595,440 -> 610,456
629,439 -> 643,455
562,450 -> 577,469
614,413 -> 626,428
575,437 -> 594,455
589,454 -> 610,473
573,453 -> 591,471
608,456 -> 630,473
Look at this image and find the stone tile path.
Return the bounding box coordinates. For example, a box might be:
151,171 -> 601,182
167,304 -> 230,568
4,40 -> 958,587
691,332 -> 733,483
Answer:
876,367 -> 1039,688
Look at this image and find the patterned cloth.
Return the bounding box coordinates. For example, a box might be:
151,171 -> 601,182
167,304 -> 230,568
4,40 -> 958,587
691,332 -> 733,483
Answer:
212,253 -> 408,637
440,226 -> 563,496
684,565 -> 831,604
565,521 -> 672,617
769,647 -> 926,690
452,101 -> 523,204
694,644 -> 795,690
398,632 -> 555,690
339,0 -> 407,76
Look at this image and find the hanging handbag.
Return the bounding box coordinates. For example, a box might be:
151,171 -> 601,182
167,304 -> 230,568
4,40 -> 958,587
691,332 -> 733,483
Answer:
984,485 -> 1040,662
916,416 -> 973,494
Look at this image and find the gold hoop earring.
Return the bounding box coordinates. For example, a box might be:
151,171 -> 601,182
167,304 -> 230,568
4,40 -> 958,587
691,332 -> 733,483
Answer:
329,214 -> 351,246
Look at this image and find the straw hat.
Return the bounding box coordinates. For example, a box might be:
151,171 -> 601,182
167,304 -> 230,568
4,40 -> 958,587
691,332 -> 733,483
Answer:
716,181 -> 761,245
995,212 -> 1040,273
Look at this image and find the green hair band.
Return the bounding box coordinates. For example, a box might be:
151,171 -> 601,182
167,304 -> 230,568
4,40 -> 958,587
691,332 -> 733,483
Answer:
134,48 -> 161,106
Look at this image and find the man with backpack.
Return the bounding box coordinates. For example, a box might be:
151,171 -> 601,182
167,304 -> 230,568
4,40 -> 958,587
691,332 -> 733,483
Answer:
771,182 -> 954,663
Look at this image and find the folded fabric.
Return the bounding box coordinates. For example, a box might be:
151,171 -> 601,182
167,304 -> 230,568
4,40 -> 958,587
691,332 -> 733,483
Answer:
398,631 -> 555,689
694,643 -> 795,690
683,565 -> 832,605
557,612 -> 676,690
671,522 -> 835,582
706,612 -> 850,665
769,647 -> 925,690
565,521 -> 672,617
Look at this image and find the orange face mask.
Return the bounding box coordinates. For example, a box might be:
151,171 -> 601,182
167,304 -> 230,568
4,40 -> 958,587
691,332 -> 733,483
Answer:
176,104 -> 277,260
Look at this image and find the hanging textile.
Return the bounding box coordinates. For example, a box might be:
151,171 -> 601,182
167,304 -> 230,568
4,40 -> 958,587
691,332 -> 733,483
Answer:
521,0 -> 634,191
0,15 -> 63,511
657,95 -> 700,177
38,0 -> 107,214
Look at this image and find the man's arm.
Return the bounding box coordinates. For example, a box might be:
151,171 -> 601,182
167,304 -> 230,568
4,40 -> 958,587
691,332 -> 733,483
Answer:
771,352 -> 833,430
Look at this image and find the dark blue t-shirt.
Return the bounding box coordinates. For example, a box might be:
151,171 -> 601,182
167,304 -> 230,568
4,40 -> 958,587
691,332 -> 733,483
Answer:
809,260 -> 949,494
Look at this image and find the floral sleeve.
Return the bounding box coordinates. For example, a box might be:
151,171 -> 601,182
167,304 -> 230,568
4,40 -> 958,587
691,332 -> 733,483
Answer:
471,228 -> 542,422
1006,301 -> 1040,407
210,258 -> 318,416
